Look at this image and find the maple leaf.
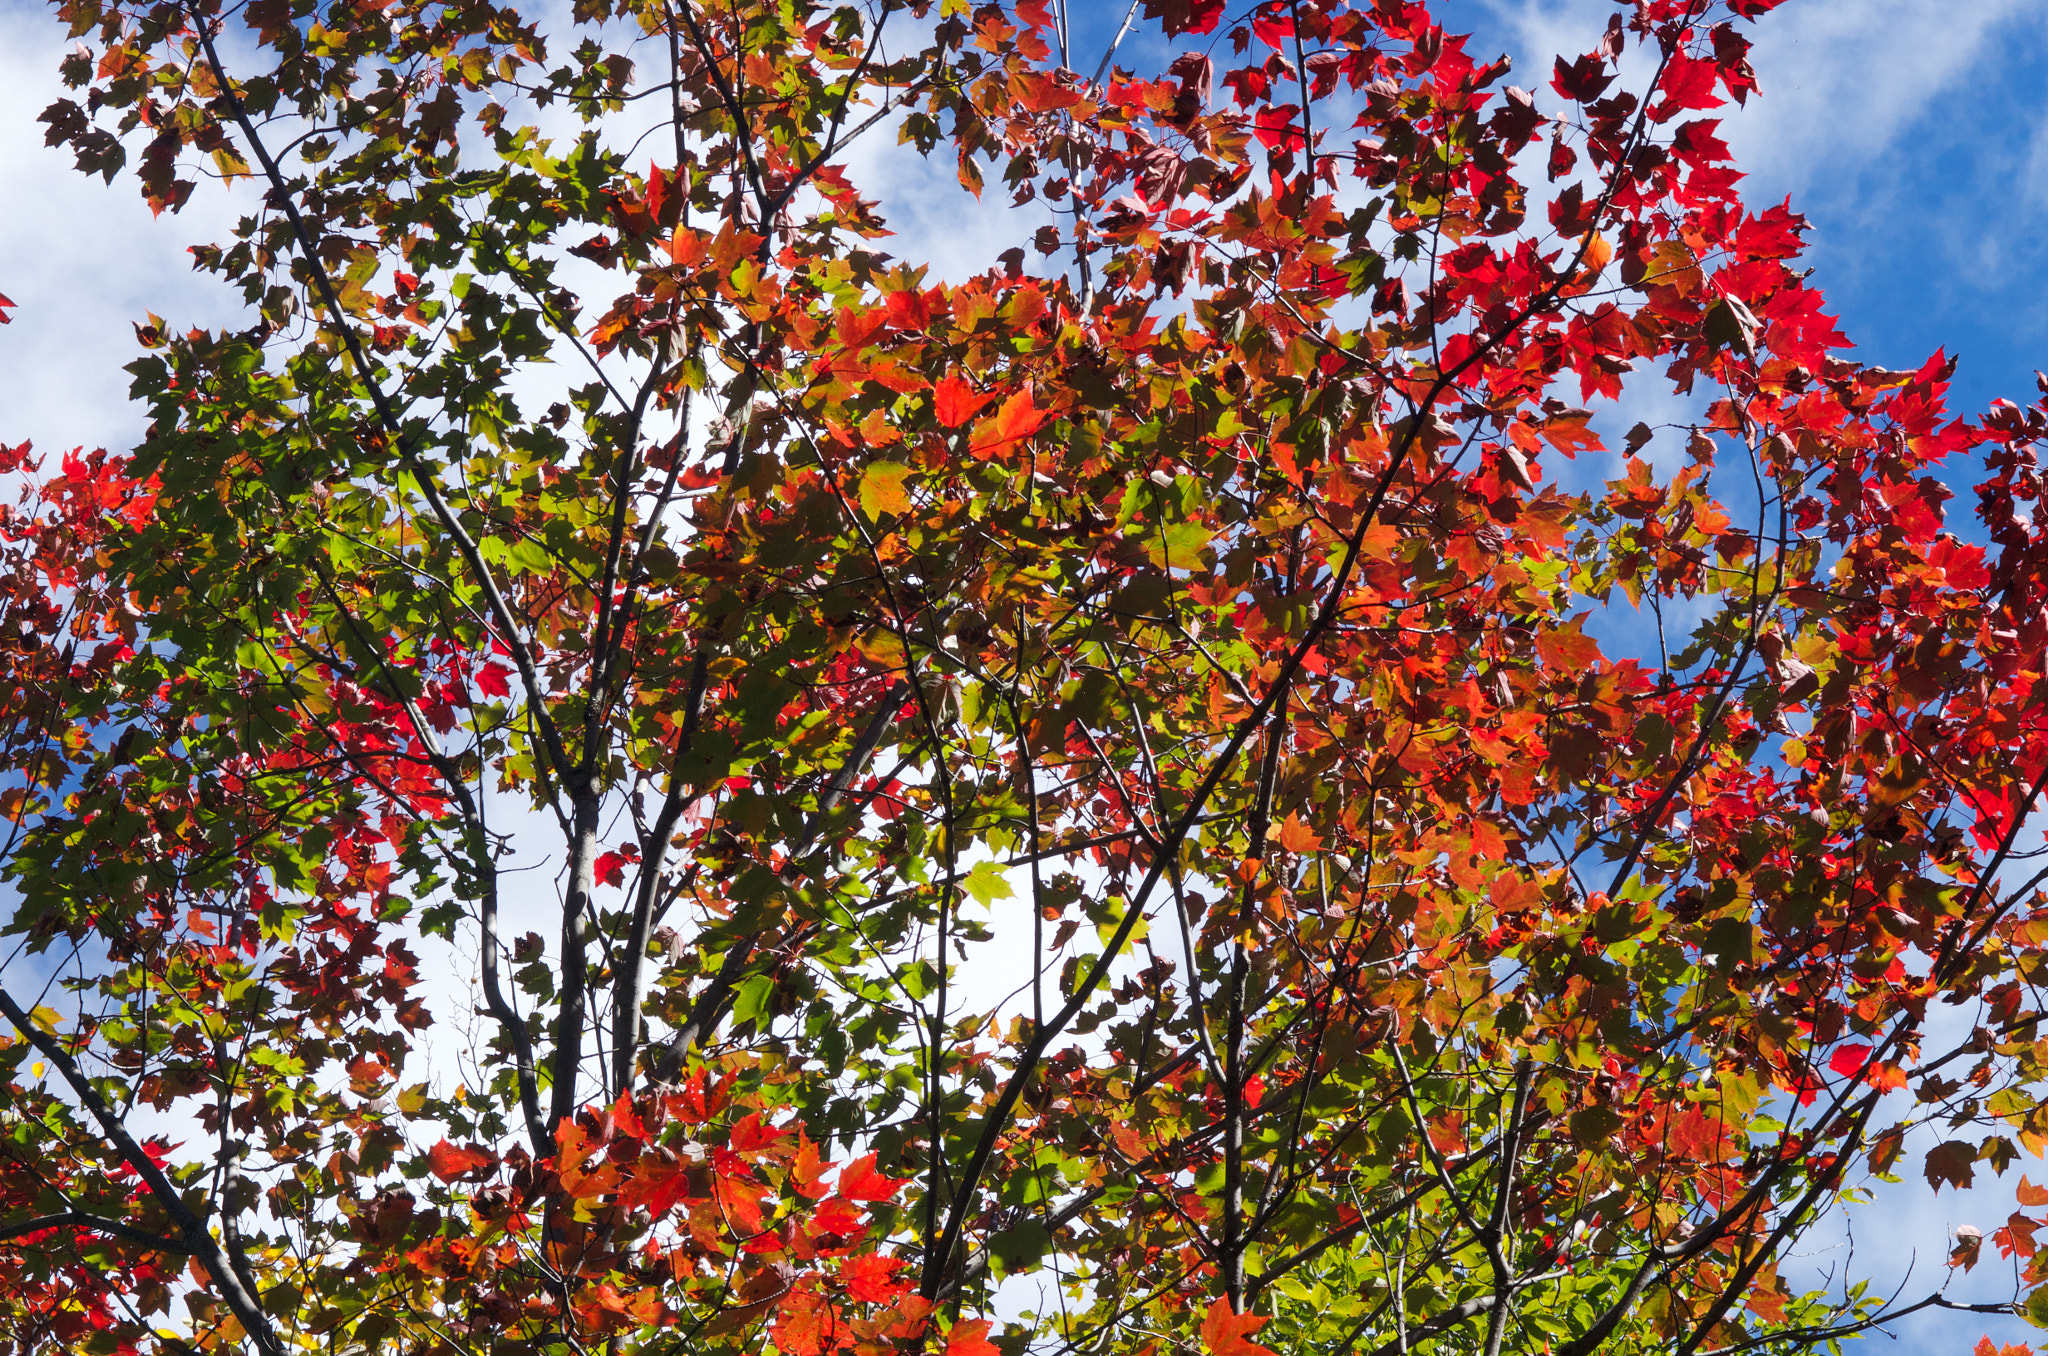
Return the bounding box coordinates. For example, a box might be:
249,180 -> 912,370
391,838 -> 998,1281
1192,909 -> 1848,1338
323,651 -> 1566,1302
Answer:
1201,1298 -> 1276,1356
1744,1271 -> 1791,1324
1953,1224 -> 1984,1272
773,1290 -> 835,1356
859,462 -> 913,518
1549,182 -> 1599,237
729,1111 -> 791,1156
1551,52 -> 1613,103
1491,86 -> 1543,147
1928,1140 -> 1979,1192
475,662 -> 512,698
884,287 -> 934,331
932,373 -> 992,428
1540,411 -> 1597,458
1999,1213 -> 2041,1261
946,1318 -> 1003,1356
811,1196 -> 864,1235
1272,814 -> 1320,854
1826,1043 -> 1871,1079
1012,70 -> 1081,113
1534,616 -> 1601,673
1139,0 -> 1224,37
967,387 -> 1048,461
836,1153 -> 908,1202
1650,53 -> 1724,121
426,1138 -> 495,1183
839,1253 -> 905,1303
646,161 -> 680,228
1703,294 -> 1761,356
791,1132 -> 831,1199
1252,105 -> 1305,153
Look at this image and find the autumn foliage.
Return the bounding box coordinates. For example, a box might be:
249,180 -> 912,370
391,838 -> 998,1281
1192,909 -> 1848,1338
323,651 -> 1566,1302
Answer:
6,0 -> 2048,1353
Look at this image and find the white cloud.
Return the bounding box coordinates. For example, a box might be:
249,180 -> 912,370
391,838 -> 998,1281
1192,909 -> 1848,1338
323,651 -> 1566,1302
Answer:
0,7 -> 247,457
1722,0 -> 2044,201
1471,0 -> 2044,204
7,1 -> 2048,1347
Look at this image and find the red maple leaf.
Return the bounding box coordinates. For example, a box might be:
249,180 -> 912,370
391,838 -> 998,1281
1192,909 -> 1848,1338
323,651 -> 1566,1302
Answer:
947,1318 -> 1003,1356
932,373 -> 992,428
838,1253 -> 905,1303
1827,1043 -> 1872,1079
1139,0 -> 1223,37
836,1153 -> 908,1202
1201,1298 -> 1276,1356
967,387 -> 1048,461
426,1138 -> 496,1183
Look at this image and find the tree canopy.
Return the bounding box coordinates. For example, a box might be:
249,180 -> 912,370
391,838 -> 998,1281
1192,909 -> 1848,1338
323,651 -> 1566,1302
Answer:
5,0 -> 2048,1354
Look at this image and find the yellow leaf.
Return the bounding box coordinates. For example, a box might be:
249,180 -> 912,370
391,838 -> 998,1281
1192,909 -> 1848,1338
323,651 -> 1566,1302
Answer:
859,462 -> 913,518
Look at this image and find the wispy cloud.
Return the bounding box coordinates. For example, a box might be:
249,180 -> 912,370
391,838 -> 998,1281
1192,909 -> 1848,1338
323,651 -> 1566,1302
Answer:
0,9 -> 247,457
1722,0 -> 2044,200
1469,0 -> 2043,203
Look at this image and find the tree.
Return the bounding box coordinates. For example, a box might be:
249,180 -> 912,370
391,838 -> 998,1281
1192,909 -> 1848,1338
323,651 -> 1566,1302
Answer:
8,0 -> 2048,1351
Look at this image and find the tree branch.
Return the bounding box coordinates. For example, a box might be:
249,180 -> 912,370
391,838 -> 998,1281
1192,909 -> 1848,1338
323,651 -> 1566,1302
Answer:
0,1210 -> 187,1252
0,984 -> 286,1356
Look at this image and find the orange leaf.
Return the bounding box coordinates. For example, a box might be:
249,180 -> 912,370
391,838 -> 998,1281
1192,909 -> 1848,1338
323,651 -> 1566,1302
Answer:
933,373 -> 992,428
1201,1298 -> 1276,1356
730,1111 -> 792,1157
1580,231 -> 1613,276
837,1152 -> 908,1202
426,1138 -> 495,1183
860,462 -> 914,518
839,1253 -> 907,1304
773,1289 -> 835,1356
969,387 -> 1048,461
1013,69 -> 1081,112
836,307 -> 889,351
792,1132 -> 831,1199
1534,615 -> 1602,673
1953,1223 -> 1984,1271
1539,413 -> 1603,457
609,1094 -> 647,1141
947,1318 -> 1003,1356
810,1196 -> 863,1235
1743,1273 -> 1789,1324
884,286 -> 934,331
1272,814 -> 1321,854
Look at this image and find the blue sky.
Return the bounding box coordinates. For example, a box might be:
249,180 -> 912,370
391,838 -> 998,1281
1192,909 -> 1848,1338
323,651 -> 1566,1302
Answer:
1470,7 -> 2048,1349
1725,2 -> 2048,419
4,0 -> 2048,1349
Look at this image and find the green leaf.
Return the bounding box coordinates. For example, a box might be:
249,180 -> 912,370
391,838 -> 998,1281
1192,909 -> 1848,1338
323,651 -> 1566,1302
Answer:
962,859 -> 1014,907
1569,1105 -> 1622,1148
732,973 -> 776,1028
